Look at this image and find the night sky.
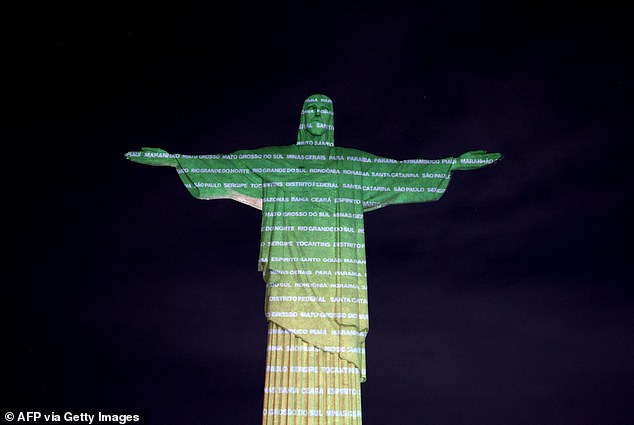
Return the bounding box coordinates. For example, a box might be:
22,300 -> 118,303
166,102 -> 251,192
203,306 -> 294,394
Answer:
5,1 -> 634,424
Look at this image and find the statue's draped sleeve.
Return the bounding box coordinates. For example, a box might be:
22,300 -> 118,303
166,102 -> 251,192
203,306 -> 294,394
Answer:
360,153 -> 456,212
173,148 -> 272,210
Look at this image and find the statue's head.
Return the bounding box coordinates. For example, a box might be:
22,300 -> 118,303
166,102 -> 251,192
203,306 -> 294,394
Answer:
297,94 -> 334,147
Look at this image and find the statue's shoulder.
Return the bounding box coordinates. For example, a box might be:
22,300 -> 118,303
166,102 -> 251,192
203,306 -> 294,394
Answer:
235,144 -> 295,155
333,146 -> 377,160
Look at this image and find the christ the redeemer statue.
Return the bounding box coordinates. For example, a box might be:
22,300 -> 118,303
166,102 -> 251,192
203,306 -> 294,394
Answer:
125,94 -> 501,424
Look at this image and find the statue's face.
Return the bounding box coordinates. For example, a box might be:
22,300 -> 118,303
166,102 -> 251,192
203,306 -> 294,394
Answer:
302,100 -> 333,137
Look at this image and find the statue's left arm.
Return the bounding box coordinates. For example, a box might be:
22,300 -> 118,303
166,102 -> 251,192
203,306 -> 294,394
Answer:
452,150 -> 503,171
361,150 -> 502,212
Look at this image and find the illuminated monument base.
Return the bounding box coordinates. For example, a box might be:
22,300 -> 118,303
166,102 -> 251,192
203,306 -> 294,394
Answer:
263,323 -> 362,424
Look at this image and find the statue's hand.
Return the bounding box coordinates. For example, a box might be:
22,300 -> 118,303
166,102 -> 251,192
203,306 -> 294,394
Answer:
125,147 -> 178,167
453,150 -> 502,170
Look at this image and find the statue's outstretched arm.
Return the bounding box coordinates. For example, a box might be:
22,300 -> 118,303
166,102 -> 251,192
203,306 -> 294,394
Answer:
124,146 -> 266,208
360,149 -> 502,211
452,150 -> 503,171
125,147 -> 177,167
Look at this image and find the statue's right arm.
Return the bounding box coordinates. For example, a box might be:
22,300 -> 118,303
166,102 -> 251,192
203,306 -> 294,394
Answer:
125,147 -> 177,167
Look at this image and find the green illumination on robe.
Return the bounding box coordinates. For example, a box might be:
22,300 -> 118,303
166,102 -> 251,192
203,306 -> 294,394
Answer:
125,94 -> 501,383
